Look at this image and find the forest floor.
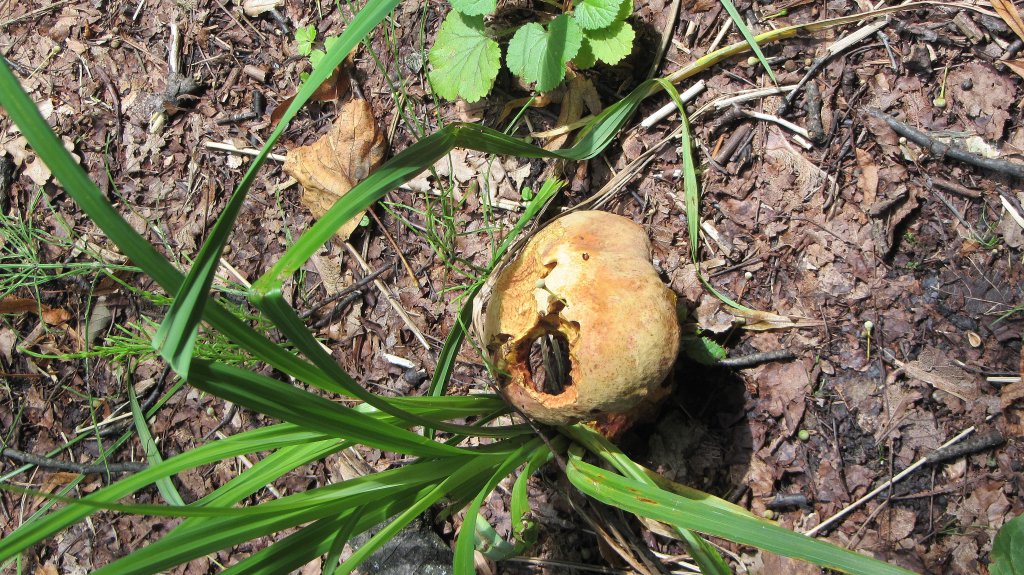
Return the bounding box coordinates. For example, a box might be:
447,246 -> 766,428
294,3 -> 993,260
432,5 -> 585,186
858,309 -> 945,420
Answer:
1,0 -> 1022,573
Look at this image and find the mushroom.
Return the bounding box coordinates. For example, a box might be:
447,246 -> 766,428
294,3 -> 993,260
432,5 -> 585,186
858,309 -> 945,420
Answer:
483,211 -> 680,427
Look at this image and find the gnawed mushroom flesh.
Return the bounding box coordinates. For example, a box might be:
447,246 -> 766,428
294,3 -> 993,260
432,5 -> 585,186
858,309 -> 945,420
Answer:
484,211 -> 680,426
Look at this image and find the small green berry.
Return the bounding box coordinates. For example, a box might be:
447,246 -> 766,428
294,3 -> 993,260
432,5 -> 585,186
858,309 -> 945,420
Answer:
798,429 -> 811,441
762,509 -> 776,519
535,279 -> 546,289
863,320 -> 873,333
932,97 -> 946,109
747,56 -> 759,66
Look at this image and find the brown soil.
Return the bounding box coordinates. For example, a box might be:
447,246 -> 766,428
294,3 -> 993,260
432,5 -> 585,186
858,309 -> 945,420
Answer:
1,0 -> 1022,573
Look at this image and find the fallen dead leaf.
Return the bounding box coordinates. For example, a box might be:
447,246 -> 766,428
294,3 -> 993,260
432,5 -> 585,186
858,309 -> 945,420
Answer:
894,347 -> 980,401
545,74 -> 601,150
1004,59 -> 1024,81
947,62 -> 1015,140
1001,380 -> 1024,410
990,0 -> 1024,43
855,147 -> 878,208
732,307 -> 824,331
284,98 -> 386,243
270,52 -> 354,126
0,296 -> 71,325
754,360 -> 811,434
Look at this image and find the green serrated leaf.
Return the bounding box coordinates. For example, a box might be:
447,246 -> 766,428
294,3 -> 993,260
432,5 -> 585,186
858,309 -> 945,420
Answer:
584,20 -> 634,65
681,334 -> 727,365
573,0 -> 622,30
428,11 -> 500,102
324,35 -> 341,55
992,514 -> 1024,575
309,49 -> 326,69
449,0 -> 496,16
506,15 -> 582,92
574,38 -> 597,69
615,0 -> 634,21
295,25 -> 316,56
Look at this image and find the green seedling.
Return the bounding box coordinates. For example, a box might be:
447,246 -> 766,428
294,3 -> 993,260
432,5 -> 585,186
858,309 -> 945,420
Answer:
428,0 -> 636,101
933,64 -> 949,109
294,23 -> 343,81
862,320 -> 874,360
762,8 -> 788,20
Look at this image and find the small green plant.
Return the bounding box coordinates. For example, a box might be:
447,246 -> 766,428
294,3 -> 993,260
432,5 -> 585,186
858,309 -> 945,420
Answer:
294,24 -> 343,80
427,0 -> 636,101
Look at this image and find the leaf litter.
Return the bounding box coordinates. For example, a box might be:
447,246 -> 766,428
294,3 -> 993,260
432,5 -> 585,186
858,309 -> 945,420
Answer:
1,0 -> 1023,573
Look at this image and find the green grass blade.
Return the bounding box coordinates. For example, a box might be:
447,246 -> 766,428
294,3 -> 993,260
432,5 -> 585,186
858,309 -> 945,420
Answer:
474,438 -> 556,562
565,425 -> 731,574
187,359 -> 469,457
656,78 -> 754,314
220,515 -> 352,575
253,286 -> 527,438
91,458 -> 466,575
335,450 -> 509,575
566,450 -> 915,575
452,439 -> 548,574
153,0 -> 402,378
0,58 -> 377,416
252,88 -> 653,295
0,424 -> 334,560
718,0 -> 777,84
127,384 -> 185,506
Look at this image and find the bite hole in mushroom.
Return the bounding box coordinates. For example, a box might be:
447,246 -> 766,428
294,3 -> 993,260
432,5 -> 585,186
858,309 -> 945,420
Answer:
525,331 -> 572,396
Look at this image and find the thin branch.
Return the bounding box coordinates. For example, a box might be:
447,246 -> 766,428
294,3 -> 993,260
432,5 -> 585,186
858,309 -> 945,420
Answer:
804,425 -> 978,537
866,109 -> 1024,179
0,446 -> 146,476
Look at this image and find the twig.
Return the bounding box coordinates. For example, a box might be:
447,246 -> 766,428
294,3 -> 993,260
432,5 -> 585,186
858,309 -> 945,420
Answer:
343,242 -> 433,352
927,177 -> 981,199
866,109 -> 1024,179
367,209 -> 420,290
924,430 -> 1004,465
298,265 -> 390,319
202,402 -> 238,441
743,110 -> 813,148
779,19 -> 889,114
0,446 -> 146,476
639,80 -> 707,129
718,349 -> 795,369
804,425 -> 977,537
0,0 -> 73,28
203,140 -> 288,162
646,0 -> 682,80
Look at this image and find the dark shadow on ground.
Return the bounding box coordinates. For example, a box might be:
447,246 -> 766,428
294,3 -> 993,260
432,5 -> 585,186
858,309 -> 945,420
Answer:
619,358 -> 754,503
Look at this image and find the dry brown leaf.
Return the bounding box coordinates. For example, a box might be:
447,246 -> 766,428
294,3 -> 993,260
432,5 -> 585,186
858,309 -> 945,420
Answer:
544,75 -> 602,150
991,0 -> 1024,43
1005,59 -> 1024,81
731,307 -> 824,331
0,296 -> 71,324
284,98 -> 386,242
894,347 -> 980,401
270,52 -> 354,126
1001,381 -> 1024,410
854,147 -> 878,208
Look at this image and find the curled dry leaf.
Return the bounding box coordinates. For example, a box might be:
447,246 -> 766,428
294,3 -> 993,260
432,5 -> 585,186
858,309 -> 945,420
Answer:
0,296 -> 71,325
990,0 -> 1024,43
284,99 -> 386,242
482,211 -> 680,429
